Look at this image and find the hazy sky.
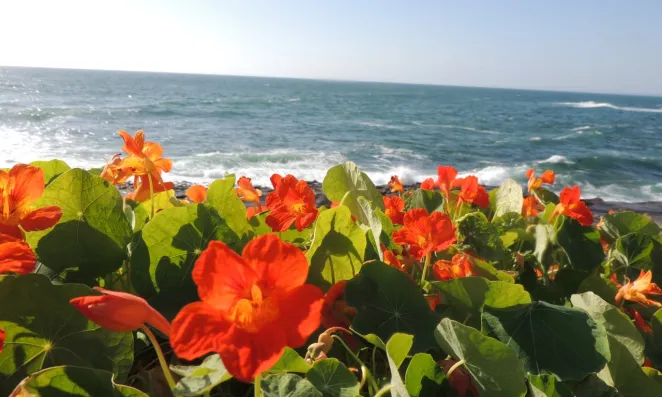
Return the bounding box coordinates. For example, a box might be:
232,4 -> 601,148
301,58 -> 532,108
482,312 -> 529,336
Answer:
1,0 -> 661,95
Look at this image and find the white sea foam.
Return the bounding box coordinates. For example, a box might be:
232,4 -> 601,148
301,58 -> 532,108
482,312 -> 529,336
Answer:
357,121 -> 405,130
574,181 -> 662,203
436,124 -> 500,135
572,125 -> 592,131
535,155 -> 574,164
529,136 -> 542,141
558,101 -> 662,113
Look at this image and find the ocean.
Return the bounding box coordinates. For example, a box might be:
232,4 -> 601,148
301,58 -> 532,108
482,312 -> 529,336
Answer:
1,66 -> 661,203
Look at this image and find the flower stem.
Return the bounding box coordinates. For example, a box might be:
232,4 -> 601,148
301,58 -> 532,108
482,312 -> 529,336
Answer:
331,335 -> 379,392
374,384 -> 394,397
254,373 -> 262,397
420,252 -> 432,285
141,325 -> 176,390
446,359 -> 466,377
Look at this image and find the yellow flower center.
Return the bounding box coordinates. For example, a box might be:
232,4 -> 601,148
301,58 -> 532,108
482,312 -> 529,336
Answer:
290,202 -> 307,215
229,284 -> 280,333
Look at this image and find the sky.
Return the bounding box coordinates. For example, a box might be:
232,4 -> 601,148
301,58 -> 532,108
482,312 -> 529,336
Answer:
1,0 -> 661,95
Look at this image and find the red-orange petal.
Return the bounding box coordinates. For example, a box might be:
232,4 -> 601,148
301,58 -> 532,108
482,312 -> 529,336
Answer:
265,205 -> 296,232
70,291 -> 153,333
8,164 -> 45,209
420,178 -> 436,191
186,185 -> 208,204
242,234 -> 309,293
270,174 -> 284,189
19,206 -> 62,232
118,130 -> 143,157
219,324 -> 287,382
278,284 -> 324,347
0,239 -> 37,275
540,170 -> 555,184
170,301 -> 234,361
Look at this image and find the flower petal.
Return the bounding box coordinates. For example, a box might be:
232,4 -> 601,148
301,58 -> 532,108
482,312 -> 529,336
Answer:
242,234 -> 308,293
20,206 -> 62,232
8,164 -> 45,209
143,142 -> 164,161
119,130 -> 143,157
278,284 -> 324,347
0,240 -> 36,275
170,301 -> 234,361
186,185 -> 207,204
219,324 -> 287,382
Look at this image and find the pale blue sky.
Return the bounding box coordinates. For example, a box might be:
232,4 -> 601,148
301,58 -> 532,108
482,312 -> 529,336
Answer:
1,0 -> 661,95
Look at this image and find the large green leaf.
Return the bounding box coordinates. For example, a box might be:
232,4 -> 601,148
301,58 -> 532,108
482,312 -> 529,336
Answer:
528,374 -> 562,397
130,204 -> 240,317
345,261 -> 440,353
8,366 -> 147,397
27,168 -> 132,278
431,277 -> 531,328
306,358 -> 360,397
598,335 -> 662,396
599,211 -> 660,242
534,224 -> 555,267
556,217 -> 604,273
248,212 -> 312,246
131,190 -> 178,231
261,373 -> 322,397
571,292 -> 645,364
613,233 -> 657,270
206,174 -> 253,239
322,161 -> 384,224
170,354 -> 231,396
358,197 -> 383,261
0,274 -> 134,395
493,179 -> 523,218
456,212 -> 509,262
405,353 -> 449,397
30,159 -> 71,185
267,347 -> 311,374
384,333 -> 414,397
435,318 -> 527,397
407,189 -> 444,214
481,301 -> 610,381
306,206 -> 366,291
646,308 -> 662,368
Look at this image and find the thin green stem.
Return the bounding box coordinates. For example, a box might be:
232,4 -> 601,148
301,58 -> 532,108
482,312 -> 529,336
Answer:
332,335 -> 379,392
374,385 -> 394,397
141,325 -> 176,390
446,359 -> 466,377
420,252 -> 432,285
148,175 -> 155,219
254,373 -> 262,397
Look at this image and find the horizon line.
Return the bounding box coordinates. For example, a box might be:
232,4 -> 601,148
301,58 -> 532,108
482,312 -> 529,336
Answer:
2,63 -> 661,99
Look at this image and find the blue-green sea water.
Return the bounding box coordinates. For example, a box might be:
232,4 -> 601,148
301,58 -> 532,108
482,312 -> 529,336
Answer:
1,67 -> 661,202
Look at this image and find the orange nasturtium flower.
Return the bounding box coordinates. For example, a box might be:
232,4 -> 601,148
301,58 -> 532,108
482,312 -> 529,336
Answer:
526,168 -> 555,192
0,164 -> 62,238
433,253 -> 474,281
436,165 -> 458,200
265,174 -> 318,232
615,270 -> 662,307
392,208 -> 456,260
100,153 -> 131,185
551,185 -> 593,226
70,287 -> 171,335
383,195 -> 405,225
236,176 -> 262,208
170,234 -> 324,382
389,175 -> 404,193
623,308 -> 652,334
381,244 -> 408,272
455,176 -> 490,208
186,185 -> 208,203
522,196 -> 541,217
420,178 -> 436,191
0,233 -> 37,275
321,280 -> 357,330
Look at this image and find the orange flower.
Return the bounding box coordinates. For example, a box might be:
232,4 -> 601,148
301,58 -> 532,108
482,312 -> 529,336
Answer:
100,153 -> 131,185
126,174 -> 175,202
392,208 -> 456,260
522,196 -> 540,217
433,253 -> 473,281
265,175 -> 318,232
236,176 -> 262,208
170,235 -> 324,382
389,175 -> 404,193
526,168 -> 555,192
551,186 -> 593,226
382,244 -> 408,272
624,308 -> 652,334
439,359 -> 479,397
383,195 -> 405,225
118,130 -> 172,176
615,270 -> 662,307
70,287 -> 171,336
321,281 -> 357,329
186,185 -> 207,203
425,293 -> 440,311
420,178 -> 436,191
454,176 -> 489,208
0,233 -> 37,275
0,164 -> 62,238
436,165 -> 458,199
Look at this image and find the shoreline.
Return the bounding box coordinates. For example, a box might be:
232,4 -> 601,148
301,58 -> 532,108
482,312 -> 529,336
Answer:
120,180 -> 662,224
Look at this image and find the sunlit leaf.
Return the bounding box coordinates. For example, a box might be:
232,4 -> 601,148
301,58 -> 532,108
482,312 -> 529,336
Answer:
267,347 -> 311,374
322,161 -> 384,224
614,233 -> 657,270
527,374 -> 561,397
261,373 -> 322,397
456,212 -> 509,262
206,174 -> 254,239
248,212 -> 312,246
30,159 -> 71,185
598,335 -> 662,396
131,190 -> 177,231
358,197 -> 383,260
170,354 -> 231,396
0,274 -> 134,395
405,353 -> 449,397
493,179 -> 523,218
407,189 -> 444,214
599,211 -> 660,242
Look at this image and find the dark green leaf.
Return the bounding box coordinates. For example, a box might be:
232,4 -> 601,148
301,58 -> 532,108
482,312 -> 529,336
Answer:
482,301 -> 610,381
27,168 -> 132,278
306,206 -> 366,291
261,373 -> 322,397
405,353 -> 448,397
322,161 -> 384,224
599,211 -> 660,242
435,318 -> 527,397
345,261 -> 440,353
528,374 -> 562,397
557,217 -> 604,273
532,188 -> 559,206
614,233 -> 656,270
0,274 -> 134,395
456,212 -> 509,262
598,335 -> 662,396
307,358 -> 360,397
407,189 -> 444,214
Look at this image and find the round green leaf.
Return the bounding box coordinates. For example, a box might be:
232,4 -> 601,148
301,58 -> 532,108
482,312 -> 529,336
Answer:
261,373 -> 322,397
322,161 -> 384,224
481,301 -> 610,381
29,159 -> 71,185
456,212 -> 509,262
345,261 -> 440,353
493,179 -> 523,218
306,206 -> 366,291
435,318 -> 527,397
267,347 -> 311,374
598,335 -> 662,396
9,365 -> 147,397
131,190 -> 178,231
0,274 -> 134,395
599,211 -> 660,242
27,168 -> 133,278
206,174 -> 254,239
306,358 -> 359,397
406,189 -> 444,214
130,203 -> 240,317
405,353 -> 449,397
556,217 -> 604,273
527,374 -> 562,397
614,233 -> 656,270
170,354 -> 231,396
571,292 -> 645,364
